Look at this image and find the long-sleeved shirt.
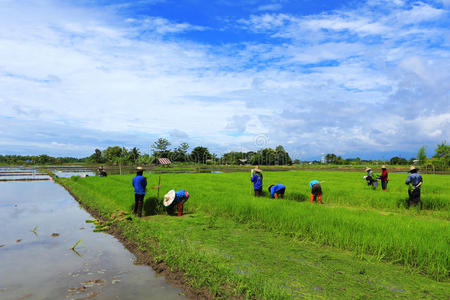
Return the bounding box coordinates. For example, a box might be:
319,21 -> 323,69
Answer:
174,189 -> 189,203
380,170 -> 388,181
132,175 -> 147,195
405,173 -> 423,188
270,184 -> 285,198
309,180 -> 319,190
251,173 -> 263,190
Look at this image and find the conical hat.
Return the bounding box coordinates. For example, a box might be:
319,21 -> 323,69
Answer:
365,167 -> 372,171
253,166 -> 262,173
409,165 -> 417,172
163,190 -> 176,207
381,165 -> 386,169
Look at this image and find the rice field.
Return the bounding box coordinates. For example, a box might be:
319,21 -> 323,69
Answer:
64,170 -> 449,281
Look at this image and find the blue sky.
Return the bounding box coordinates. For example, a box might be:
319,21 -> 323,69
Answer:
0,0 -> 449,160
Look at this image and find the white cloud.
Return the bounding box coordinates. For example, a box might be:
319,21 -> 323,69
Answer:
126,17 -> 207,34
0,0 -> 449,158
257,3 -> 282,12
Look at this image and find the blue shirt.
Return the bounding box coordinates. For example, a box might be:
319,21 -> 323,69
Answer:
174,189 -> 188,203
270,184 -> 285,198
309,180 -> 319,190
132,175 -> 147,195
251,173 -> 263,190
405,173 -> 423,188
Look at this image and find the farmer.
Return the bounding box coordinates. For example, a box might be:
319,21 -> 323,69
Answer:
98,166 -> 107,177
405,166 -> 423,209
309,180 -> 322,204
364,167 -> 377,189
132,167 -> 147,217
380,165 -> 389,192
250,166 -> 263,196
364,167 -> 374,186
268,184 -> 285,199
163,189 -> 190,216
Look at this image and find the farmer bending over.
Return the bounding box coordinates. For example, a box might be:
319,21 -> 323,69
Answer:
132,167 -> 147,217
364,167 -> 374,185
364,167 -> 378,189
250,166 -> 263,196
164,189 -> 190,216
98,166 -> 107,177
405,166 -> 423,209
309,180 -> 322,204
268,184 -> 285,199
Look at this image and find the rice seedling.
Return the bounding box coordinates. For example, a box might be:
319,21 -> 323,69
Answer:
71,239 -> 85,251
60,170 -> 449,280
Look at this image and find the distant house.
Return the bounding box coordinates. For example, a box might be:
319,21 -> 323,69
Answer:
156,158 -> 172,167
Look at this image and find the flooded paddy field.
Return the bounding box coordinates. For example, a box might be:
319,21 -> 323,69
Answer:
0,168 -> 184,299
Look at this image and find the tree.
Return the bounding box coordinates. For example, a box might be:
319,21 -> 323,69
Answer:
104,146 -> 124,163
172,142 -> 190,162
152,138 -> 171,158
136,154 -> 153,165
190,146 -> 211,164
417,146 -> 427,166
275,145 -> 292,165
127,147 -> 140,163
433,141 -> 449,169
390,156 -> 408,165
88,149 -> 105,163
324,153 -> 343,164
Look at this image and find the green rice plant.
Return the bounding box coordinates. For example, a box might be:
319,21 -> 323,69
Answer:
71,239 -> 85,250
61,171 -> 449,280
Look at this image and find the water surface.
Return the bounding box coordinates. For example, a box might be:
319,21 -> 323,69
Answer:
0,168 -> 184,299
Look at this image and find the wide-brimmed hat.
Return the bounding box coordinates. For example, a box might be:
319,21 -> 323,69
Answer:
365,167 -> 372,171
409,165 -> 418,172
253,166 -> 262,173
136,166 -> 144,171
163,190 -> 176,207
381,165 -> 386,169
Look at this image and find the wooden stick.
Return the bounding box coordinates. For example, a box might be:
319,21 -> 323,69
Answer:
157,176 -> 161,200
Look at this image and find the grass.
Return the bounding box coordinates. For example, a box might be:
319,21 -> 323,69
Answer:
59,170 -> 449,298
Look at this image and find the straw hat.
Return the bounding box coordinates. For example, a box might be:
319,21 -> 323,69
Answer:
253,166 -> 263,173
381,165 -> 386,169
409,165 -> 417,172
365,167 -> 372,171
163,190 -> 176,207
136,166 -> 144,171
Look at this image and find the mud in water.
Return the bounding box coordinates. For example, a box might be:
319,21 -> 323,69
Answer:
0,168 -> 184,300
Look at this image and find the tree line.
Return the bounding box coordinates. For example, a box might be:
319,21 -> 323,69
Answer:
323,141 -> 449,170
87,138 -> 292,166
2,139 -> 447,169
0,154 -> 85,165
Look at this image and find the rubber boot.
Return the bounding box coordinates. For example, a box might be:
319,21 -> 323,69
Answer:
318,195 -> 322,205
177,202 -> 183,216
310,193 -> 314,203
274,193 -> 278,199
